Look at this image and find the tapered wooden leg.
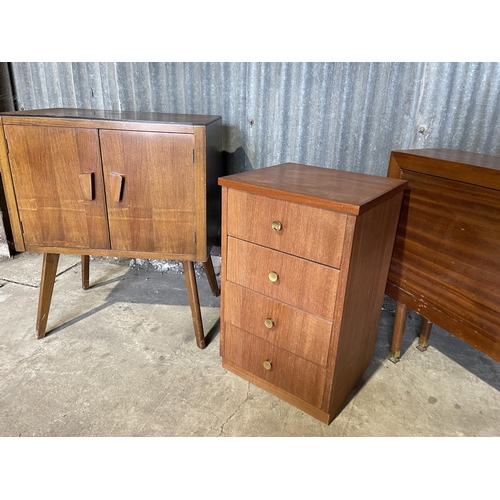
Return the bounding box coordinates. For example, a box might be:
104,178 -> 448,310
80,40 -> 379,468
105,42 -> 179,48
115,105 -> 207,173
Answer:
389,301 -> 408,363
36,253 -> 60,339
417,318 -> 433,351
81,255 -> 90,290
203,256 -> 220,297
182,261 -> 206,349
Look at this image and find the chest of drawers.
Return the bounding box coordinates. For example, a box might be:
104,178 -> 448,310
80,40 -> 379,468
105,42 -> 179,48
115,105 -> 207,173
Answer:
218,164 -> 407,423
0,108 -> 222,348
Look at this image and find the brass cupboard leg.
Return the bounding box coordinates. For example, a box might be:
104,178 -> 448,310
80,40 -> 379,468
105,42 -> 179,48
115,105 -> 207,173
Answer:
81,255 -> 90,290
36,253 -> 60,339
203,255 -> 220,297
417,318 -> 433,351
182,261 -> 206,349
389,301 -> 408,363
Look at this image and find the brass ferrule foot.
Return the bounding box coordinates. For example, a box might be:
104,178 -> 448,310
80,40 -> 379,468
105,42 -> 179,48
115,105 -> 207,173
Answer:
389,350 -> 401,364
416,340 -> 429,352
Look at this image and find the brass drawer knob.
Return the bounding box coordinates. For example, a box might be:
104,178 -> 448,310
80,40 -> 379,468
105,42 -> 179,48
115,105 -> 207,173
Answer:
264,318 -> 274,329
268,271 -> 279,282
263,360 -> 272,371
271,220 -> 282,232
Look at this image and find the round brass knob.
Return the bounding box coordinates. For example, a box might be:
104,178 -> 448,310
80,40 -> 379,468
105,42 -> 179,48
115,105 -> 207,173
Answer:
264,318 -> 274,329
263,360 -> 272,371
268,272 -> 279,282
271,220 -> 282,232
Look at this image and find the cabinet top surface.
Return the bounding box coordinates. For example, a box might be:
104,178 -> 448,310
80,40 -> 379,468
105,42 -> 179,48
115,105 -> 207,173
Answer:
218,163 -> 407,215
390,148 -> 500,190
0,108 -> 221,125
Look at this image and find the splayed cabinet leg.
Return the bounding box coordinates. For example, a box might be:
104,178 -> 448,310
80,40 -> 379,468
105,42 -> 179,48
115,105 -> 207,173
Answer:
183,261 -> 206,349
36,253 -> 60,339
389,301 -> 408,363
203,256 -> 220,297
81,255 -> 90,290
417,318 -> 433,351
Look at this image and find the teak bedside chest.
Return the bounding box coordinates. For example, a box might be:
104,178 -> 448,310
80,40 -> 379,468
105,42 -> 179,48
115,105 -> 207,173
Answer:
0,108 -> 222,349
218,164 -> 407,423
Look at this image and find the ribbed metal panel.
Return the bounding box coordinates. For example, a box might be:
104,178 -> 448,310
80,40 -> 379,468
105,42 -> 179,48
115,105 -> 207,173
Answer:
9,62 -> 500,177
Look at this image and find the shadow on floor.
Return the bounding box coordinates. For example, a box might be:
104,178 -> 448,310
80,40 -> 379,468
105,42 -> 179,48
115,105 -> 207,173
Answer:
46,264 -> 221,346
380,296 -> 500,393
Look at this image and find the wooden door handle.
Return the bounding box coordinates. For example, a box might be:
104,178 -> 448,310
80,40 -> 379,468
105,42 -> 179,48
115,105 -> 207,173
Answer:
78,172 -> 95,201
109,172 -> 124,202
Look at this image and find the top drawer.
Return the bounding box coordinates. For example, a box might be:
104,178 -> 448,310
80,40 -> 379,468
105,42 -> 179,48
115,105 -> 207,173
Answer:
227,190 -> 347,268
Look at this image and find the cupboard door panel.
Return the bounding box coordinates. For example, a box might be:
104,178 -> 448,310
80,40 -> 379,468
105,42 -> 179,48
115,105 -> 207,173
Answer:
99,130 -> 196,254
4,125 -> 109,249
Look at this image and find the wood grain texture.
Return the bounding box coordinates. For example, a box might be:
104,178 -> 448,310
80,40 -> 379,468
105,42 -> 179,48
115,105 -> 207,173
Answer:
390,149 -> 500,190
224,281 -> 333,366
183,261 -> 206,349
0,117 -> 25,251
327,192 -> 404,417
224,323 -> 327,408
2,116 -> 195,134
36,253 -> 60,339
0,109 -> 223,348
226,236 -> 339,319
99,129 -> 197,255
202,256 -> 220,297
4,124 -> 110,250
219,187 -> 229,358
219,163 -> 407,215
194,126 -> 208,261
205,119 -> 223,242
222,359 -> 331,424
227,189 -> 346,268
220,165 -> 406,423
387,150 -> 500,362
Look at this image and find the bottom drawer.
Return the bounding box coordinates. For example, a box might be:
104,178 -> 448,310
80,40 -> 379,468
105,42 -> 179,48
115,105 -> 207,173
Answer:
223,323 -> 327,409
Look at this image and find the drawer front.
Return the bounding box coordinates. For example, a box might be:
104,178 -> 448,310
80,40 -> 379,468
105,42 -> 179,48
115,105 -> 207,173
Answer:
224,324 -> 327,408
226,237 -> 339,319
227,189 -> 346,268
224,282 -> 332,367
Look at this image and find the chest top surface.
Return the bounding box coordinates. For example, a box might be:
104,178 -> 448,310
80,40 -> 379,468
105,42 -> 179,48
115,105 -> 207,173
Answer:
218,163 -> 407,215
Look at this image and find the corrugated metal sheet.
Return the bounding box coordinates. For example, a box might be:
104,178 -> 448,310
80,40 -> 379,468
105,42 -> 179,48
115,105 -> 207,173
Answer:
9,62 -> 500,177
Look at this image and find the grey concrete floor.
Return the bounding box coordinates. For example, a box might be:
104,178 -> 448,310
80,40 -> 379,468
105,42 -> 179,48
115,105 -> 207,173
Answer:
0,252 -> 499,437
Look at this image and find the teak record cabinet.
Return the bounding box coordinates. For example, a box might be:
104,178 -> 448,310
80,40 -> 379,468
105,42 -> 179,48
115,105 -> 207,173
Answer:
218,164 -> 407,423
0,108 -> 222,349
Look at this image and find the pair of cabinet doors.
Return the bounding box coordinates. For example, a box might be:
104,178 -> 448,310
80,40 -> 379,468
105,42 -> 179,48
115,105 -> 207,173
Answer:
5,124 -> 197,255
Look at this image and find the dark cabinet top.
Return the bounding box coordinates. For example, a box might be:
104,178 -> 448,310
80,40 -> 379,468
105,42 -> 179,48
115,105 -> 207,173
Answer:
0,107 -> 221,125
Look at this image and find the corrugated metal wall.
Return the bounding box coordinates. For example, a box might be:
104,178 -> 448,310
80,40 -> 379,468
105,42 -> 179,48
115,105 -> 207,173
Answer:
10,62 -> 500,177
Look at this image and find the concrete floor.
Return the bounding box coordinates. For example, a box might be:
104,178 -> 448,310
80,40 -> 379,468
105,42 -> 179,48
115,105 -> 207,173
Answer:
0,252 -> 499,437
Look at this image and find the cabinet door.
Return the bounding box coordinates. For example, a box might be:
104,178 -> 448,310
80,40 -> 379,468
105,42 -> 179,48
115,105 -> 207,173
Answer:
99,130 -> 197,255
4,125 -> 110,249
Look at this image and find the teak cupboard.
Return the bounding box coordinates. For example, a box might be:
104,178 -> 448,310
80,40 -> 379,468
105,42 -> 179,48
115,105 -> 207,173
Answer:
218,164 -> 407,423
0,108 -> 222,349
386,149 -> 500,363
